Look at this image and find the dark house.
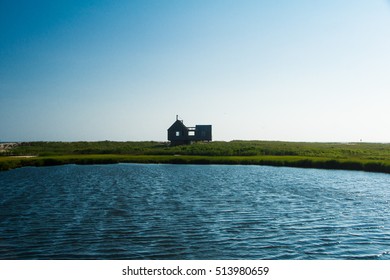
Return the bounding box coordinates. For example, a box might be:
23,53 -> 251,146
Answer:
167,116 -> 212,145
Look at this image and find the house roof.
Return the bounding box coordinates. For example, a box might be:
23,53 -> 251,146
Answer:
168,119 -> 188,131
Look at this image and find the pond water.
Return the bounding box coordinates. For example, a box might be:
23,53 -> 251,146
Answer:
0,163 -> 389,259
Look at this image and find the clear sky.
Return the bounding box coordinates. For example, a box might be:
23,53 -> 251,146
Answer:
1,0 -> 390,142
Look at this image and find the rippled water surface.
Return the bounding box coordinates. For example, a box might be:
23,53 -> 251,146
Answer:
1,164 -> 389,259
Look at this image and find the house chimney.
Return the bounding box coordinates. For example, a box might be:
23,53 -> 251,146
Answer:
176,115 -> 178,121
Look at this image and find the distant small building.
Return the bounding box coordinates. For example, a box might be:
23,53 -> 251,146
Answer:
167,116 -> 212,145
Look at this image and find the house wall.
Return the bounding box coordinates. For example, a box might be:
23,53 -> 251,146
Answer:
194,125 -> 212,141
167,121 -> 189,142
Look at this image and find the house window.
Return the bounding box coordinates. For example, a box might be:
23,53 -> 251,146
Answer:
188,131 -> 195,136
176,131 -> 180,137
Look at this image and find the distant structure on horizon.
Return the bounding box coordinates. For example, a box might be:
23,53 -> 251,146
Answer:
167,115 -> 212,146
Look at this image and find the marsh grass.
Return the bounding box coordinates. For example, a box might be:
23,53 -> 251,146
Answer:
1,141 -> 390,173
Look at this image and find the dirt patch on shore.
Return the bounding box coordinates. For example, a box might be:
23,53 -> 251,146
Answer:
9,155 -> 37,158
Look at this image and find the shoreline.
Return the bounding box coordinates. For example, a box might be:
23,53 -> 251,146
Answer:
1,141 -> 390,174
1,154 -> 389,174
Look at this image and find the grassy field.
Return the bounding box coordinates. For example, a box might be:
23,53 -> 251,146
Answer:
1,141 -> 390,173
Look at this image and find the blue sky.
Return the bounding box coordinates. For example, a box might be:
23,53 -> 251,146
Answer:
1,0 -> 390,142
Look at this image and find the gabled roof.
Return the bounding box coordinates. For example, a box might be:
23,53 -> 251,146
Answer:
168,120 -> 188,131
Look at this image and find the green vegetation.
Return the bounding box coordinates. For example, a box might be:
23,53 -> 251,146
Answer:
1,141 -> 390,174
